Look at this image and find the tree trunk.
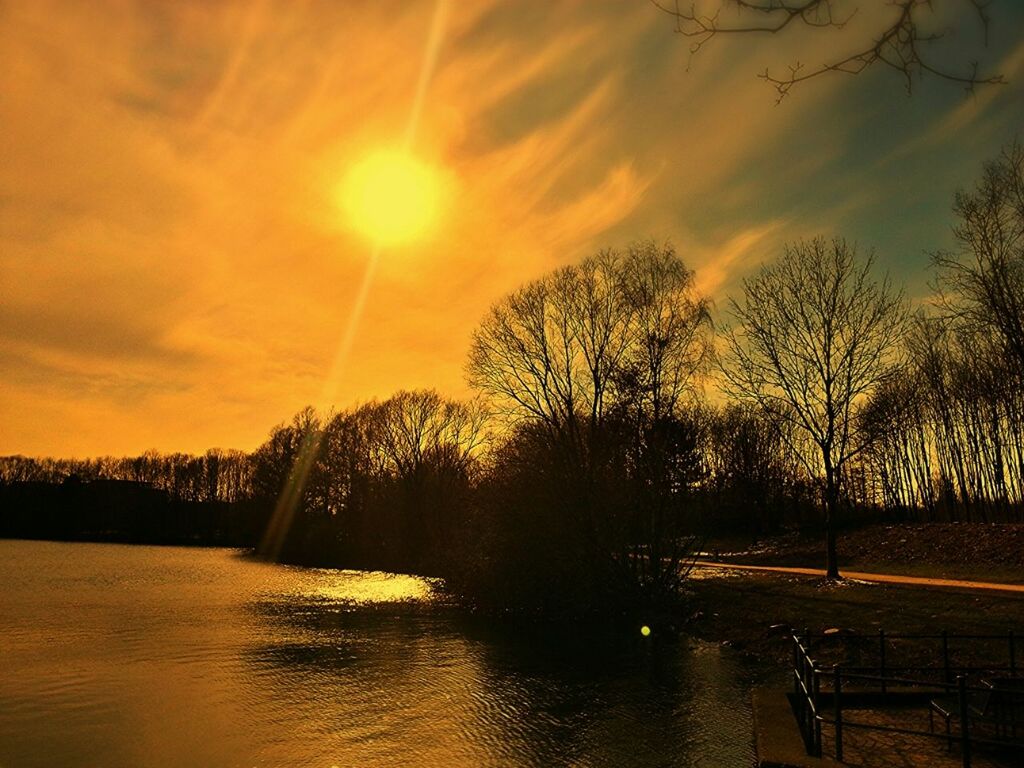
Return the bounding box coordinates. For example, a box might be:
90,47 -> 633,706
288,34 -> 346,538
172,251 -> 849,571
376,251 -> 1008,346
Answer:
824,466 -> 841,579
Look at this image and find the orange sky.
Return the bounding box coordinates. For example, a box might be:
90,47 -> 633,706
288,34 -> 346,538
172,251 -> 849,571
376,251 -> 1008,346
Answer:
2,0 -> 1022,457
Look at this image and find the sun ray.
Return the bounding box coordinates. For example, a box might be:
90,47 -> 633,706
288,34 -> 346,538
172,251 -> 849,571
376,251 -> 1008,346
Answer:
260,0 -> 450,561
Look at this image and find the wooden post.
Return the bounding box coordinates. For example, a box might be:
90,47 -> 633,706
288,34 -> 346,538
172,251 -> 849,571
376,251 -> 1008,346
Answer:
1010,631 -> 1016,676
834,666 -> 843,762
958,675 -> 971,768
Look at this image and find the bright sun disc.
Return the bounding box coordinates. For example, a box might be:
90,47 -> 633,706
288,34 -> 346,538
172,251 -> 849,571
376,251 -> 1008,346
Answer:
340,150 -> 439,246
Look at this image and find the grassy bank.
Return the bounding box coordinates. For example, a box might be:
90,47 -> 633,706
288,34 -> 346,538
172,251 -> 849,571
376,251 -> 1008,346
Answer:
684,569 -> 1024,684
707,523 -> 1024,585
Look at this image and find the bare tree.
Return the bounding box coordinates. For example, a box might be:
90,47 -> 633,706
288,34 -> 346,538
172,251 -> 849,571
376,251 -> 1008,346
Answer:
704,402 -> 805,532
467,241 -> 712,434
617,243 -> 714,420
363,390 -> 487,566
369,390 -> 487,484
467,241 -> 714,604
467,249 -> 629,445
877,312 -> 1024,522
934,141 -> 1024,373
722,237 -> 907,577
653,0 -> 1005,100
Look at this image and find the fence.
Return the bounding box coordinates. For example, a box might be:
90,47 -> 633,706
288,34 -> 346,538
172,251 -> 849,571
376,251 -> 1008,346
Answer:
791,629 -> 1023,767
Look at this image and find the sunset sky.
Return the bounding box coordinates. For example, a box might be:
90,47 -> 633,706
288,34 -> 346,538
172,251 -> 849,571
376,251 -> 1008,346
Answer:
2,0 -> 1022,457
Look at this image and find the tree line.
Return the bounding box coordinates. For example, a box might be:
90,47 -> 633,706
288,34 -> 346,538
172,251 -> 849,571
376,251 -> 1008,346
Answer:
1,142 -> 1021,613
854,143 -> 1024,523
0,449 -> 253,504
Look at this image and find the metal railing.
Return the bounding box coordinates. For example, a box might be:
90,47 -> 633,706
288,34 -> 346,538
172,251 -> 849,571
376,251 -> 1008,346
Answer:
790,629 -> 1023,767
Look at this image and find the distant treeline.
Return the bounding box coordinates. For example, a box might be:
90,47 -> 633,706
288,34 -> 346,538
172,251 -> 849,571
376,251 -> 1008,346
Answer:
2,142 -> 1022,614
0,478 -> 264,547
0,450 -> 265,546
0,449 -> 253,502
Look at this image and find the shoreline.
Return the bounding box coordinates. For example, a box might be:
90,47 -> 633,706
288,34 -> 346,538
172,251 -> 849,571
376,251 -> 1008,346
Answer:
685,569 -> 1024,685
4,533 -> 1021,668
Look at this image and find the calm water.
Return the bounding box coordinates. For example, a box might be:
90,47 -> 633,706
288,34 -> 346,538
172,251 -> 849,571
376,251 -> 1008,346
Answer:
0,540 -> 756,767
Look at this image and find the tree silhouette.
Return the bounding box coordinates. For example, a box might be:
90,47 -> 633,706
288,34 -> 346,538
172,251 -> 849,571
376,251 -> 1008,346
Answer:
722,237 -> 907,577
934,141 -> 1024,372
467,241 -> 713,607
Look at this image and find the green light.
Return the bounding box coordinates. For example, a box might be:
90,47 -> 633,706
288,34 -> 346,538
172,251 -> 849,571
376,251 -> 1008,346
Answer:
640,625 -> 651,637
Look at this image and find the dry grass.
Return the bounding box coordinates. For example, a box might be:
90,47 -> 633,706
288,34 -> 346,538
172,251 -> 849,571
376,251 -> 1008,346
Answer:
685,569 -> 1024,683
709,523 -> 1024,584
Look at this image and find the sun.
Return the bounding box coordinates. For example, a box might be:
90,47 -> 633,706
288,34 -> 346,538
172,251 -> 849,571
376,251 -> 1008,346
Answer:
340,150 -> 440,246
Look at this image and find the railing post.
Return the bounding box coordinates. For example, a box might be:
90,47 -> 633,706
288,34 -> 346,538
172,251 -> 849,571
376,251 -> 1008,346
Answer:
793,635 -> 800,700
879,628 -> 887,696
804,622 -> 812,745
794,635 -> 807,748
1010,631 -> 1016,676
813,667 -> 822,757
805,654 -> 813,746
958,675 -> 970,768
943,631 -> 951,685
834,665 -> 843,762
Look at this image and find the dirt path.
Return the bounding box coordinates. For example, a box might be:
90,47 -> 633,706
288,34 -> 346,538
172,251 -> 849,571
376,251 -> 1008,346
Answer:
692,560 -> 1024,594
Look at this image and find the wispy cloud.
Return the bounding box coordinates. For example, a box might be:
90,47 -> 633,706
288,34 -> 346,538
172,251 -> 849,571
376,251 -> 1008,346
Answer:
1,0 -> 1021,455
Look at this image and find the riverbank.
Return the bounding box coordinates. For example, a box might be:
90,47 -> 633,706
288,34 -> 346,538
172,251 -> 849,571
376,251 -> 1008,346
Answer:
690,563 -> 1024,767
684,567 -> 1024,682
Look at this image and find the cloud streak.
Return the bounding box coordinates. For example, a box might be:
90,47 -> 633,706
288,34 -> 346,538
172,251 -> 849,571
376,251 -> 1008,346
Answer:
1,0 -> 1021,456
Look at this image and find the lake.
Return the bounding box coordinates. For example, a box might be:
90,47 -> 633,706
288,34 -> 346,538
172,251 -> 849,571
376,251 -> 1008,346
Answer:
0,539 -> 757,767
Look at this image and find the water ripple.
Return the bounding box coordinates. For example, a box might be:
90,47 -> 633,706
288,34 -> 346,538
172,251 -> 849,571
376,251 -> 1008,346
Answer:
0,540 -> 756,768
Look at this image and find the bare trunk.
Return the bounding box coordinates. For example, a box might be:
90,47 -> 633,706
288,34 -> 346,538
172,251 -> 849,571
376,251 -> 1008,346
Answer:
824,463 -> 841,579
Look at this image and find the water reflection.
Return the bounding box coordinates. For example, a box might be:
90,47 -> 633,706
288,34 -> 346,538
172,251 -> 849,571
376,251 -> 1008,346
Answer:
247,582 -> 756,766
293,567 -> 439,605
0,540 -> 756,768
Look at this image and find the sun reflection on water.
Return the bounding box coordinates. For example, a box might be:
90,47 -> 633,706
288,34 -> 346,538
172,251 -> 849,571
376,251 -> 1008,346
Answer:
304,569 -> 438,605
